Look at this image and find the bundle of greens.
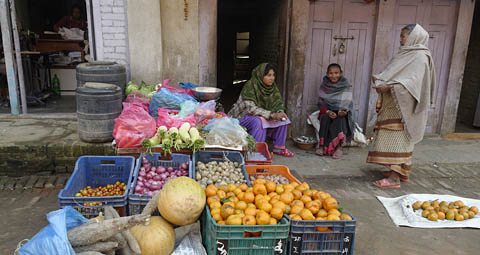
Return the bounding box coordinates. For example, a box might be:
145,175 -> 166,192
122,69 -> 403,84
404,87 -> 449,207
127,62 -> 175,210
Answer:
141,123 -> 206,155
125,81 -> 161,99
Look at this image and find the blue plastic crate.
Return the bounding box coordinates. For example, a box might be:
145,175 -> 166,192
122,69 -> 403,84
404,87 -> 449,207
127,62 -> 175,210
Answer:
58,156 -> 135,218
128,153 -> 192,215
192,150 -> 251,186
285,214 -> 357,255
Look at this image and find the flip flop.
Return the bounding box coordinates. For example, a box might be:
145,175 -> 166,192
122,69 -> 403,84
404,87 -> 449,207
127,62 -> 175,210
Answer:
332,149 -> 343,160
315,148 -> 324,156
382,171 -> 410,183
372,178 -> 400,189
274,148 -> 294,158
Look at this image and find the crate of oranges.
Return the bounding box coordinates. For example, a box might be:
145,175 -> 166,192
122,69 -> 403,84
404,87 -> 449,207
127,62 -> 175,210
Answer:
202,180 -> 291,255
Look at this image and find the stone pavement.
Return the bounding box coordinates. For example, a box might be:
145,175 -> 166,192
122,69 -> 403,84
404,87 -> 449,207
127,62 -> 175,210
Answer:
1,136 -> 480,254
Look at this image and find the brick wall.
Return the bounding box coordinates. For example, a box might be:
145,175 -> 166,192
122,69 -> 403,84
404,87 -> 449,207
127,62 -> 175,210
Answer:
93,0 -> 130,73
457,2 -> 480,125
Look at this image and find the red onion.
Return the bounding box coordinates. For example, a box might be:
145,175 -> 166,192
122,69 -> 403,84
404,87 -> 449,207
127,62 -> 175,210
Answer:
139,170 -> 146,177
180,163 -> 187,170
153,175 -> 162,181
150,184 -> 162,190
144,182 -> 152,189
134,186 -> 144,193
167,167 -> 174,172
156,166 -> 165,174
160,173 -> 167,179
146,172 -> 154,180
137,176 -> 145,182
147,191 -> 154,197
136,181 -> 144,187
151,166 -> 157,172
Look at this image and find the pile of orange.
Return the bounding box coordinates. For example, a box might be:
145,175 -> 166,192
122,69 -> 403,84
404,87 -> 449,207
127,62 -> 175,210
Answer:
205,178 -> 352,226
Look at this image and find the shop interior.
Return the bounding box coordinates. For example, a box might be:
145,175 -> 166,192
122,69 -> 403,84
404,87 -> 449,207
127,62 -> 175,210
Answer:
0,0 -> 88,114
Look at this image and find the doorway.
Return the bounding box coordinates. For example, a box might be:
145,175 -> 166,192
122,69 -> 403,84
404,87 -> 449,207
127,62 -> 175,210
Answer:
456,1 -> 480,133
216,0 -> 287,112
302,0 -> 377,132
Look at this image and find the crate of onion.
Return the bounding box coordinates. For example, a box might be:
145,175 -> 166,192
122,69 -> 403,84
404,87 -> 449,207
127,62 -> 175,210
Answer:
127,153 -> 192,215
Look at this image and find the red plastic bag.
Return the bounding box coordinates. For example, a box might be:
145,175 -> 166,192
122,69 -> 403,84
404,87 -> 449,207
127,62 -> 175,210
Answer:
158,79 -> 194,96
156,108 -> 196,129
113,104 -> 157,148
124,91 -> 150,112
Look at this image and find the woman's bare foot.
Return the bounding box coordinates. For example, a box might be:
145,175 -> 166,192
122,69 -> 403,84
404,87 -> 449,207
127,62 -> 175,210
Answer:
373,172 -> 401,188
332,147 -> 343,159
315,148 -> 323,156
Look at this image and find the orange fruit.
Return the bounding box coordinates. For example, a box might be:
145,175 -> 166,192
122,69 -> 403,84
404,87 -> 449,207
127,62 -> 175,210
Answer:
242,215 -> 256,225
327,214 -> 340,221
212,213 -> 223,222
210,201 -> 222,210
303,189 -> 314,197
237,192 -> 246,201
245,207 -> 257,216
271,194 -> 281,201
229,196 -> 239,204
234,209 -> 244,215
437,212 -> 446,220
233,188 -> 242,196
217,220 -> 226,225
317,209 -> 328,218
223,201 -> 235,208
220,204 -> 235,219
266,181 -> 276,193
317,192 -> 331,200
470,206 -> 479,214
270,207 -> 284,220
285,205 -> 291,214
275,185 -> 285,194
306,203 -> 320,215
317,217 -> 327,221
259,202 -> 273,213
228,184 -> 237,192
269,218 -> 278,225
238,184 -> 248,192
291,200 -> 305,208
253,184 -> 267,195
280,192 -> 294,205
255,194 -> 264,202
255,198 -> 268,209
217,190 -> 226,199
268,192 -> 278,197
205,185 -> 218,197
244,192 -> 255,203
454,200 -> 465,208
254,178 -> 267,185
226,191 -> 235,198
211,208 -> 221,216
300,195 -> 312,204
219,184 -> 229,192
246,187 -> 254,193
270,198 -> 280,205
272,201 -> 286,213
328,209 -> 341,216
226,215 -> 242,225
236,201 -> 248,210
207,195 -> 220,206
289,214 -> 302,220
247,203 -> 256,209
313,200 -> 323,209
256,210 -> 271,225
340,214 -> 352,220
300,208 -> 315,220
455,214 -> 465,221
291,182 -> 300,188
284,184 -> 294,192
323,197 -> 338,211
264,194 -> 272,202
290,205 -> 303,215
292,190 -> 303,200
296,183 -> 310,192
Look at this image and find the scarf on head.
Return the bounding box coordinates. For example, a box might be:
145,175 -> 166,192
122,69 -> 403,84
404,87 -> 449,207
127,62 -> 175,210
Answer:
241,63 -> 285,112
318,76 -> 353,112
373,24 -> 436,144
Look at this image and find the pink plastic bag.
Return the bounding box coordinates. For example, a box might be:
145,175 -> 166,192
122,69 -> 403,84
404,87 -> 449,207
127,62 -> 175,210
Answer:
158,79 -> 194,96
113,104 -> 157,148
156,108 -> 196,129
195,100 -> 217,124
124,92 -> 150,112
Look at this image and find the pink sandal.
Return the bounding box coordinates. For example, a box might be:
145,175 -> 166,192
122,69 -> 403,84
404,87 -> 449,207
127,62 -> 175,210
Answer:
332,149 -> 343,159
382,171 -> 409,183
372,178 -> 400,189
274,148 -> 294,158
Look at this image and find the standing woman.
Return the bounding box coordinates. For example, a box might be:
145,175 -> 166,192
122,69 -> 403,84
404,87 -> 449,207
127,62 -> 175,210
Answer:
368,24 -> 436,188
228,63 -> 294,157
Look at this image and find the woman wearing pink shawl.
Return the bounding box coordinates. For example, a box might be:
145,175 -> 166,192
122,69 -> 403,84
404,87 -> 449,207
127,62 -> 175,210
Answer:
368,24 -> 436,188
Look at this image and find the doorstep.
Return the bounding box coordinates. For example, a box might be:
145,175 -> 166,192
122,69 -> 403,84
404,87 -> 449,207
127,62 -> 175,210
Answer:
0,117 -> 115,177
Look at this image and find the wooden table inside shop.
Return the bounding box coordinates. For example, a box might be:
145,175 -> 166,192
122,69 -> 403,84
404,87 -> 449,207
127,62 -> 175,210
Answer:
34,39 -> 85,62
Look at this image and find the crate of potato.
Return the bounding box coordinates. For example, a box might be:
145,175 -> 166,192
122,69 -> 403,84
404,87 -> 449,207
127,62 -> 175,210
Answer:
58,156 -> 135,218
193,150 -> 251,188
246,165 -> 301,184
283,183 -> 356,255
202,181 -> 290,255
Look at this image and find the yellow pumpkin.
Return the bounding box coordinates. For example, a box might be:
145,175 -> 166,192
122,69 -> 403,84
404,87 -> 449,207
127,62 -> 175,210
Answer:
130,216 -> 175,255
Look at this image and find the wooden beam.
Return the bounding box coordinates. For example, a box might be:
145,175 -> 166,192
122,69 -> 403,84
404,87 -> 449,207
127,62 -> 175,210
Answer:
0,0 -> 20,115
10,0 -> 27,114
366,0 -> 397,136
440,0 -> 476,135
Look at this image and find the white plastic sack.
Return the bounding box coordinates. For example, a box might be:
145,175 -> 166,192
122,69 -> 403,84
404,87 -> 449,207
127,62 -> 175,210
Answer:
206,118 -> 249,147
58,27 -> 84,40
172,222 -> 206,255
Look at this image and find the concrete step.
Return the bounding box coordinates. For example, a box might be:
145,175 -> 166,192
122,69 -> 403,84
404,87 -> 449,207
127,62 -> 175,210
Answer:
0,174 -> 70,190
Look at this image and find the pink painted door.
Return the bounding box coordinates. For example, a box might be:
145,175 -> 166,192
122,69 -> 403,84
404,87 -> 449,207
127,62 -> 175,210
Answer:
302,0 -> 376,131
391,0 -> 458,134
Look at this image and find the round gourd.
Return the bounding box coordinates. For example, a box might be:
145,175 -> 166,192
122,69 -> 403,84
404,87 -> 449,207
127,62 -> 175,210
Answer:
158,176 -> 206,226
130,216 -> 175,255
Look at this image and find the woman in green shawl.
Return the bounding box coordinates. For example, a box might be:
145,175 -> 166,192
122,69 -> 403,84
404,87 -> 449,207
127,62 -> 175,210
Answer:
228,63 -> 294,157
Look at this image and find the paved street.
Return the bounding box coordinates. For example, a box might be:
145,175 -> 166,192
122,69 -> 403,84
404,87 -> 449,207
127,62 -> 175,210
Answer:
0,137 -> 479,254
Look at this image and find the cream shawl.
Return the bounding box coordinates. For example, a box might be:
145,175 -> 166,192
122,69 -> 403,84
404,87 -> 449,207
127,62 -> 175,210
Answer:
373,24 -> 436,144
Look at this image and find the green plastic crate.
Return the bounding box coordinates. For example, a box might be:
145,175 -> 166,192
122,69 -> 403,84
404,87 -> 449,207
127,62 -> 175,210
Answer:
202,207 -> 290,255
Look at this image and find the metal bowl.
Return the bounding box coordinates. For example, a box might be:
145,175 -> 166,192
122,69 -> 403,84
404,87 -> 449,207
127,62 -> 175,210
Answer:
191,87 -> 223,101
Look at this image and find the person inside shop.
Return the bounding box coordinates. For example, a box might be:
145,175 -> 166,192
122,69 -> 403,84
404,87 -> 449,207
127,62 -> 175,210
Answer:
53,5 -> 87,33
228,63 -> 294,158
315,63 -> 353,159
368,24 -> 436,189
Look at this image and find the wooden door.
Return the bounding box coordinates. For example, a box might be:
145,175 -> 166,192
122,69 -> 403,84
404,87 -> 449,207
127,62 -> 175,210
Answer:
392,0 -> 458,134
302,0 -> 376,131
